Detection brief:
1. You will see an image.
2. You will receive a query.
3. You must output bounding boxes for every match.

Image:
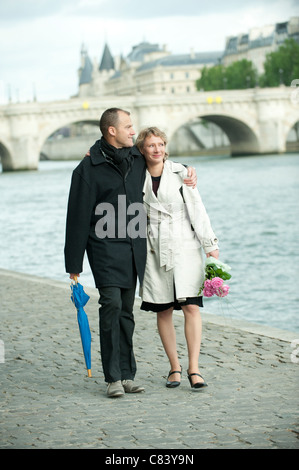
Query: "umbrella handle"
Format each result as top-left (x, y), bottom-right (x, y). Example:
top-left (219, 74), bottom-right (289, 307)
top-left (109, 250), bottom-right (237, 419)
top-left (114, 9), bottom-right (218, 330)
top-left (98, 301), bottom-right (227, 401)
top-left (87, 369), bottom-right (92, 378)
top-left (73, 275), bottom-right (78, 285)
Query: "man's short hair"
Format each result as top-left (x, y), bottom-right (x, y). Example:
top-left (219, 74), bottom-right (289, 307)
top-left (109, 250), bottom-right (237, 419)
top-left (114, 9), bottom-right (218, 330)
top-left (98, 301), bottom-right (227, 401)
top-left (99, 108), bottom-right (130, 138)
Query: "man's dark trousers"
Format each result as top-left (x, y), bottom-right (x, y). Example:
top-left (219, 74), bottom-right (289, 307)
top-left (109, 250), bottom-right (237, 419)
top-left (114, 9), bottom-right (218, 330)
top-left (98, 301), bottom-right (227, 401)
top-left (98, 284), bottom-right (137, 383)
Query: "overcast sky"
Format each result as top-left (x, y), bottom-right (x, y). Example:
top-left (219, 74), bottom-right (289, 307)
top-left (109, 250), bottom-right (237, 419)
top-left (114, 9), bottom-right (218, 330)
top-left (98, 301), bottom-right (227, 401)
top-left (0, 0), bottom-right (297, 103)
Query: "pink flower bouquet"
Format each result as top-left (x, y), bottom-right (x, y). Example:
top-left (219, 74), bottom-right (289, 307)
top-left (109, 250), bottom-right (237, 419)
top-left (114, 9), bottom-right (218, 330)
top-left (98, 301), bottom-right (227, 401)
top-left (199, 257), bottom-right (231, 298)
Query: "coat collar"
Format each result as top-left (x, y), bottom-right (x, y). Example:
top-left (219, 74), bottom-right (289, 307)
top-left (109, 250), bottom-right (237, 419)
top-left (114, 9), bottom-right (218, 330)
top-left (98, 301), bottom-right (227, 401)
top-left (143, 171), bottom-right (171, 215)
top-left (89, 140), bottom-right (142, 166)
top-left (163, 159), bottom-right (186, 174)
top-left (143, 160), bottom-right (186, 215)
top-left (89, 140), bottom-right (105, 165)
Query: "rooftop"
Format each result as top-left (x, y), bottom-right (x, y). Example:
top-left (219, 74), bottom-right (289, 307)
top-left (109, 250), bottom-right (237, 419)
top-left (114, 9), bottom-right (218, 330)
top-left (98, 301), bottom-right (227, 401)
top-left (224, 16), bottom-right (299, 56)
top-left (79, 51), bottom-right (93, 85)
top-left (137, 51), bottom-right (222, 72)
top-left (99, 43), bottom-right (115, 72)
top-left (126, 42), bottom-right (165, 62)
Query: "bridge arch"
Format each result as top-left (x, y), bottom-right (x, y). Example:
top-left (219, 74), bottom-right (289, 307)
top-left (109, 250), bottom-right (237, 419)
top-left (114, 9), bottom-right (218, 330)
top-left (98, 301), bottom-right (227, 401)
top-left (38, 117), bottom-right (100, 149)
top-left (0, 140), bottom-right (13, 171)
top-left (40, 119), bottom-right (100, 161)
top-left (284, 114), bottom-right (299, 150)
top-left (169, 113), bottom-right (260, 156)
top-left (201, 114), bottom-right (259, 155)
top-left (0, 88), bottom-right (294, 170)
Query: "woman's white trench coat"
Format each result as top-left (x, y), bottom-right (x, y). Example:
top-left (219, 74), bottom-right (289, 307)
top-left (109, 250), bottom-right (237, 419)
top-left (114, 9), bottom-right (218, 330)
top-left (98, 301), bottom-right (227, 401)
top-left (140, 160), bottom-right (219, 304)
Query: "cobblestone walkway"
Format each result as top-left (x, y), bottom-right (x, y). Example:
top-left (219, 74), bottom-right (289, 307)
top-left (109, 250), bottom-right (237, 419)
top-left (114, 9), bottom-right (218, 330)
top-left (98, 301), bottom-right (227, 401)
top-left (0, 269), bottom-right (298, 449)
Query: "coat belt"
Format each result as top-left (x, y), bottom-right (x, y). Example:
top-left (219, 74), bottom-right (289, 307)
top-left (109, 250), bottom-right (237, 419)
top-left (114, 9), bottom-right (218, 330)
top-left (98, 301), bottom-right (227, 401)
top-left (148, 208), bottom-right (185, 271)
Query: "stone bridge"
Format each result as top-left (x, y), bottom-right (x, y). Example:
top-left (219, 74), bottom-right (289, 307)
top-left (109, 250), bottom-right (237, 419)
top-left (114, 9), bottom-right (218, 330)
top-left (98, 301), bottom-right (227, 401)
top-left (0, 87), bottom-right (298, 171)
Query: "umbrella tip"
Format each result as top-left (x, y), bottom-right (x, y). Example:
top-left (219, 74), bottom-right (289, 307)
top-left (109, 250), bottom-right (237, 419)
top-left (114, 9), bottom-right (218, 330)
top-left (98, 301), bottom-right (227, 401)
top-left (87, 369), bottom-right (92, 378)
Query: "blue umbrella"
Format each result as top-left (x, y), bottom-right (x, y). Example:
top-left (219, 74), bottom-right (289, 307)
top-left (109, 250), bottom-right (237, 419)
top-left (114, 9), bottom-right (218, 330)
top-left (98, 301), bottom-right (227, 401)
top-left (70, 277), bottom-right (92, 377)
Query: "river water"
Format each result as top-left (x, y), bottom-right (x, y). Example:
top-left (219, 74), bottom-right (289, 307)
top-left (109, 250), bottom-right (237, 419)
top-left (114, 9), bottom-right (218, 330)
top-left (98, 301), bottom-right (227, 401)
top-left (0, 153), bottom-right (298, 333)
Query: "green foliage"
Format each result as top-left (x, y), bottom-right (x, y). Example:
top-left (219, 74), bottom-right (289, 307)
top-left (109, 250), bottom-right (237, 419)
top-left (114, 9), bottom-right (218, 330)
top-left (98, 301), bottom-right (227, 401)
top-left (225, 60), bottom-right (257, 89)
top-left (196, 64), bottom-right (225, 91)
top-left (259, 38), bottom-right (299, 87)
top-left (196, 59), bottom-right (257, 91)
top-left (205, 264), bottom-right (232, 281)
top-left (196, 38), bottom-right (299, 91)
top-left (198, 257), bottom-right (232, 295)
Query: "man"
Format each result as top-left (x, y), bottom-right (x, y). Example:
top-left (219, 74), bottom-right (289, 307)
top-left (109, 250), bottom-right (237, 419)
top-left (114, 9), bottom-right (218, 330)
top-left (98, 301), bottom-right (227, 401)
top-left (64, 108), bottom-right (196, 398)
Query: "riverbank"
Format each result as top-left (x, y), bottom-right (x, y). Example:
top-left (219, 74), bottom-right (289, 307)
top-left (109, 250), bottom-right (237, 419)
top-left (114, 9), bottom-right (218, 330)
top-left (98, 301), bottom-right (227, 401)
top-left (0, 268), bottom-right (298, 450)
top-left (1, 155), bottom-right (299, 333)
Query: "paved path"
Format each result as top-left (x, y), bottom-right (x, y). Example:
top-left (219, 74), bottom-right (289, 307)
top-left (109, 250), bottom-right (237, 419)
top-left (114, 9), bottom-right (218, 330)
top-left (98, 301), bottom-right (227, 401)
top-left (0, 269), bottom-right (298, 450)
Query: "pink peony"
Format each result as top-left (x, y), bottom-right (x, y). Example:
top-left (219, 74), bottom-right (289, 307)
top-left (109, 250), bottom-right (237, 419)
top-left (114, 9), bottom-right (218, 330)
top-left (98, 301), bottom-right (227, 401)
top-left (203, 287), bottom-right (214, 297)
top-left (202, 278), bottom-right (230, 298)
top-left (203, 279), bottom-right (214, 297)
top-left (211, 277), bottom-right (224, 288)
top-left (201, 275), bottom-right (230, 298)
top-left (215, 284), bottom-right (230, 297)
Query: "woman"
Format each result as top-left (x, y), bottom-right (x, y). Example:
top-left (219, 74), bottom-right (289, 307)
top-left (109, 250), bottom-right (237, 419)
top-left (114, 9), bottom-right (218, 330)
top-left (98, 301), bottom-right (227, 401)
top-left (136, 127), bottom-right (219, 390)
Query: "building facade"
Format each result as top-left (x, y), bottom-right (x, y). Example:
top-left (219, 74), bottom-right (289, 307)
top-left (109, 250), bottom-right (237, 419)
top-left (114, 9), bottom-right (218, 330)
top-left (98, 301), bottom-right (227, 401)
top-left (77, 42), bottom-right (222, 98)
top-left (77, 16), bottom-right (299, 99)
top-left (222, 16), bottom-right (299, 73)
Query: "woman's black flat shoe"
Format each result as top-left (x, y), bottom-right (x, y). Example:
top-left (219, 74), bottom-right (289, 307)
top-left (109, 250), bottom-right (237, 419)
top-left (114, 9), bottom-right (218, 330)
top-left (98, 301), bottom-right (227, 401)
top-left (187, 372), bottom-right (207, 390)
top-left (166, 367), bottom-right (182, 388)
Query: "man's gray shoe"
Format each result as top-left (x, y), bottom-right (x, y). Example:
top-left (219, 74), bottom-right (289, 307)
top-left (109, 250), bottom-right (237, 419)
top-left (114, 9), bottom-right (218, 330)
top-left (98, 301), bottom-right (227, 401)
top-left (107, 381), bottom-right (125, 398)
top-left (122, 380), bottom-right (145, 393)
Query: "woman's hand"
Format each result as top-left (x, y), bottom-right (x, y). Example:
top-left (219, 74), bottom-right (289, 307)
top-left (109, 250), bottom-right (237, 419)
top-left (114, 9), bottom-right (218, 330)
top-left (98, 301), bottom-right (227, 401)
top-left (184, 167), bottom-right (197, 188)
top-left (206, 250), bottom-right (219, 259)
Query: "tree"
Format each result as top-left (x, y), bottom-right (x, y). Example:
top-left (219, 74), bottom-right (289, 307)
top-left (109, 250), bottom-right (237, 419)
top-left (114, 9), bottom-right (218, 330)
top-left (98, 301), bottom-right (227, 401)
top-left (196, 64), bottom-right (225, 91)
top-left (196, 59), bottom-right (257, 91)
top-left (196, 39), bottom-right (299, 91)
top-left (259, 38), bottom-right (299, 87)
top-left (224, 59), bottom-right (257, 89)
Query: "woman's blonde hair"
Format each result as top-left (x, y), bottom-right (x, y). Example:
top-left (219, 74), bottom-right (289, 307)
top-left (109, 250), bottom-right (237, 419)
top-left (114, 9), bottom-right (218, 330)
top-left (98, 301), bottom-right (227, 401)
top-left (135, 127), bottom-right (169, 160)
